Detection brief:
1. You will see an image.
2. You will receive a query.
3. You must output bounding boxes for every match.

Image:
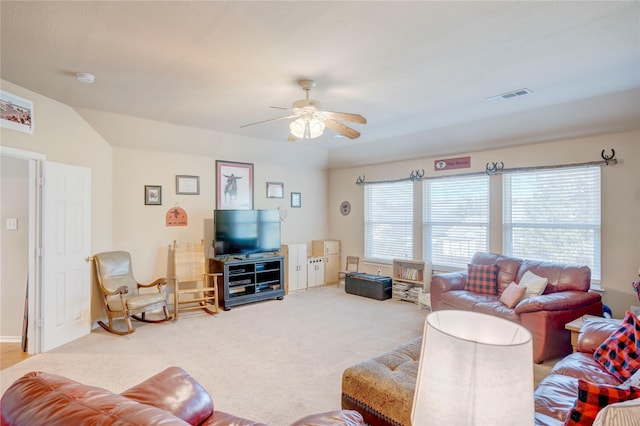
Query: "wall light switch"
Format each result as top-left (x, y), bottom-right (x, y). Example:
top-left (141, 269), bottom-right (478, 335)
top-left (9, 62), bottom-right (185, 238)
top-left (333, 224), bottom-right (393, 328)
top-left (6, 218), bottom-right (18, 230)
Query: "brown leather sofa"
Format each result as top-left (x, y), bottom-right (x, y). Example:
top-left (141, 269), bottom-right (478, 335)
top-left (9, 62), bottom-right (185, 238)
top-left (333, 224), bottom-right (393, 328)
top-left (1, 366), bottom-right (363, 426)
top-left (430, 252), bottom-right (603, 363)
top-left (534, 316), bottom-right (627, 425)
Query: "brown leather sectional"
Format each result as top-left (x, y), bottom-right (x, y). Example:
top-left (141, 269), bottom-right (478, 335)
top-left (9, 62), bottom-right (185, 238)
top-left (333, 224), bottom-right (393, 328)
top-left (1, 366), bottom-right (363, 426)
top-left (430, 252), bottom-right (603, 363)
top-left (534, 316), bottom-right (623, 425)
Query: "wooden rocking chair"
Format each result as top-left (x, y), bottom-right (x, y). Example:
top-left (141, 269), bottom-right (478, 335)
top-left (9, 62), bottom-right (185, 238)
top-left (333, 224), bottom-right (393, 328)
top-left (93, 251), bottom-right (170, 335)
top-left (172, 240), bottom-right (219, 319)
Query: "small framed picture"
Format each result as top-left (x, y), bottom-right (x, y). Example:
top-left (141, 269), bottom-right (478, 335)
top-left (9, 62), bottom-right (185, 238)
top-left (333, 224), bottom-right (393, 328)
top-left (145, 185), bottom-right (162, 205)
top-left (1, 90), bottom-right (33, 134)
top-left (266, 182), bottom-right (284, 199)
top-left (176, 175), bottom-right (199, 195)
top-left (291, 192), bottom-right (301, 208)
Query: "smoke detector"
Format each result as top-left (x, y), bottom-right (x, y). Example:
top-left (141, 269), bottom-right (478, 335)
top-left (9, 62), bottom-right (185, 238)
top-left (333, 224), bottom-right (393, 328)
top-left (75, 72), bottom-right (95, 84)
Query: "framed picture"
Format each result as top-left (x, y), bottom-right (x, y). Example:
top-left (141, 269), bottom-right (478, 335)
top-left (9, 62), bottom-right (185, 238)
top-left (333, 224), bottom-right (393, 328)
top-left (216, 160), bottom-right (254, 210)
top-left (145, 185), bottom-right (162, 205)
top-left (266, 182), bottom-right (284, 199)
top-left (176, 175), bottom-right (199, 195)
top-left (0, 90), bottom-right (33, 134)
top-left (291, 192), bottom-right (301, 208)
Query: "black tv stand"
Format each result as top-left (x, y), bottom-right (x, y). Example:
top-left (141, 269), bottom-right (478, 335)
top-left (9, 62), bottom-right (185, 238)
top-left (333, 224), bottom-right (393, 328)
top-left (209, 256), bottom-right (284, 310)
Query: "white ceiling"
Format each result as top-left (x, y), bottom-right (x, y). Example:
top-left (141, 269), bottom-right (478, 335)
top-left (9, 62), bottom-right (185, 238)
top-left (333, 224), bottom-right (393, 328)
top-left (1, 1), bottom-right (639, 168)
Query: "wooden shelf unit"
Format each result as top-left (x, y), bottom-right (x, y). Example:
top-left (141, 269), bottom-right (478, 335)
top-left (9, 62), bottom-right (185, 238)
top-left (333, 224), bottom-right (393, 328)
top-left (209, 256), bottom-right (284, 310)
top-left (392, 259), bottom-right (427, 304)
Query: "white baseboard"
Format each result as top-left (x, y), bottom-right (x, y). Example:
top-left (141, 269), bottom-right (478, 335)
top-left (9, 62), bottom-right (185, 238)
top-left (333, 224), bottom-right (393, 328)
top-left (0, 336), bottom-right (22, 343)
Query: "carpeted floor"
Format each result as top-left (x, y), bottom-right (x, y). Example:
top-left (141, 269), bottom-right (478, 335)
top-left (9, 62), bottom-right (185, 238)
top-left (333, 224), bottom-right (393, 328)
top-left (0, 286), bottom-right (428, 424)
top-left (0, 286), bottom-right (556, 424)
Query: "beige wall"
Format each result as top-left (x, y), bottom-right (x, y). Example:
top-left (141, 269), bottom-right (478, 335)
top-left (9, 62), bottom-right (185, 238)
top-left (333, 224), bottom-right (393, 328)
top-left (1, 77), bottom-right (638, 334)
top-left (1, 79), bottom-right (114, 337)
top-left (1, 79), bottom-right (329, 333)
top-left (328, 131), bottom-right (640, 318)
top-left (111, 147), bottom-right (328, 285)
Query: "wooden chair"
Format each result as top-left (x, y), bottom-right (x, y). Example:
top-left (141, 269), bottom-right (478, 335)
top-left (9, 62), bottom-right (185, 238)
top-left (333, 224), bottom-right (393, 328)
top-left (338, 256), bottom-right (360, 287)
top-left (93, 251), bottom-right (170, 335)
top-left (172, 240), bottom-right (219, 319)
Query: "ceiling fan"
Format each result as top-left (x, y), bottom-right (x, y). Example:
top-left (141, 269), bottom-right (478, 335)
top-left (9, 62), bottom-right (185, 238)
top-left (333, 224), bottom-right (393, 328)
top-left (240, 79), bottom-right (367, 141)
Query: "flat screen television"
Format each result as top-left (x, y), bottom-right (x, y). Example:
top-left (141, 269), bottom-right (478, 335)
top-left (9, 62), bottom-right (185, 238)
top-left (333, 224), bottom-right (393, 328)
top-left (214, 209), bottom-right (281, 257)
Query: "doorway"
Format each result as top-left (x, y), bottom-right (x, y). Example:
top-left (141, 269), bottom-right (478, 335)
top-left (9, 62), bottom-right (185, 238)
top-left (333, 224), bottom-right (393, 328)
top-left (0, 146), bottom-right (43, 355)
top-left (1, 146), bottom-right (92, 356)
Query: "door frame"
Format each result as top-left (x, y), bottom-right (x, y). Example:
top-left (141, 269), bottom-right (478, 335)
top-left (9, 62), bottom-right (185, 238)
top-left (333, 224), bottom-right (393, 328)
top-left (1, 146), bottom-right (45, 354)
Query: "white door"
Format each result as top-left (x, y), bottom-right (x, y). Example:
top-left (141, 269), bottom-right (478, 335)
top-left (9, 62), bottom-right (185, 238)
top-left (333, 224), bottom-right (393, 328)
top-left (42, 161), bottom-right (91, 352)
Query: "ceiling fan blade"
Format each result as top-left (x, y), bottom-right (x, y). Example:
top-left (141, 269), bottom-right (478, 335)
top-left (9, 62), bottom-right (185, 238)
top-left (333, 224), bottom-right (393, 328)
top-left (324, 119), bottom-right (361, 139)
top-left (240, 114), bottom-right (297, 128)
top-left (287, 133), bottom-right (299, 142)
top-left (270, 106), bottom-right (289, 110)
top-left (323, 111), bottom-right (367, 124)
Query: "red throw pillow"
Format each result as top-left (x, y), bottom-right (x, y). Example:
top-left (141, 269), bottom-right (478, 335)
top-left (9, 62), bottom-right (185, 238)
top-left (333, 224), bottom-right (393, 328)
top-left (593, 310), bottom-right (640, 382)
top-left (465, 264), bottom-right (498, 295)
top-left (564, 379), bottom-right (640, 426)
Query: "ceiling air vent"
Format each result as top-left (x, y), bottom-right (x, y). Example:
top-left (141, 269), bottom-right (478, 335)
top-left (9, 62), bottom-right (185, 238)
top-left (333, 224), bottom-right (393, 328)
top-left (487, 88), bottom-right (533, 102)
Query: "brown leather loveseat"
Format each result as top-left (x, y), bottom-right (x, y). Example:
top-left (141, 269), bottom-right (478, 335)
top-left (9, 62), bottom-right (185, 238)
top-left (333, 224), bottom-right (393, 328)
top-left (1, 366), bottom-right (363, 426)
top-left (430, 252), bottom-right (603, 363)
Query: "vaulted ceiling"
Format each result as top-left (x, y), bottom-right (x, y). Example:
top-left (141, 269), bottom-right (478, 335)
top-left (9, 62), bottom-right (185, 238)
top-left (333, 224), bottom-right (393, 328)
top-left (1, 1), bottom-right (639, 168)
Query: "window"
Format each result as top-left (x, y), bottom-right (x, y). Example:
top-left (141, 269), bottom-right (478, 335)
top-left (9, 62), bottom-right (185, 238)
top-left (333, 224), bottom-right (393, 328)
top-left (503, 166), bottom-right (601, 280)
top-left (423, 175), bottom-right (489, 269)
top-left (364, 181), bottom-right (413, 262)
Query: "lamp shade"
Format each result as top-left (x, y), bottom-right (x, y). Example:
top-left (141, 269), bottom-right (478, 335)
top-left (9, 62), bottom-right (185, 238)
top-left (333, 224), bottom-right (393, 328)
top-left (411, 310), bottom-right (534, 425)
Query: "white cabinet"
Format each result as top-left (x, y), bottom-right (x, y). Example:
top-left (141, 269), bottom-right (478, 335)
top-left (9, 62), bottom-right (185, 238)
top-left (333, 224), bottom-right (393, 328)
top-left (312, 240), bottom-right (340, 285)
top-left (279, 244), bottom-right (307, 292)
top-left (307, 257), bottom-right (325, 288)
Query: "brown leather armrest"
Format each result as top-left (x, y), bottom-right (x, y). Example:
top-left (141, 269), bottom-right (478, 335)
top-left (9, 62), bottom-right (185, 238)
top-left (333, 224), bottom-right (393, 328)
top-left (289, 410), bottom-right (364, 426)
top-left (431, 271), bottom-right (466, 292)
top-left (577, 317), bottom-right (622, 354)
top-left (515, 291), bottom-right (601, 314)
top-left (120, 366), bottom-right (214, 425)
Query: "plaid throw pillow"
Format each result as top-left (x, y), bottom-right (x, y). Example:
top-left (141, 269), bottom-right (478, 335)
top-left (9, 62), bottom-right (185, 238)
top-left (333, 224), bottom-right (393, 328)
top-left (564, 379), bottom-right (640, 426)
top-left (593, 310), bottom-right (640, 382)
top-left (465, 264), bottom-right (498, 295)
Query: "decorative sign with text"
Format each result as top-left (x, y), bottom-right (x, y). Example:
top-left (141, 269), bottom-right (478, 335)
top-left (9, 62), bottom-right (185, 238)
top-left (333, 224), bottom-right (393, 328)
top-left (166, 207), bottom-right (188, 227)
top-left (434, 156), bottom-right (471, 171)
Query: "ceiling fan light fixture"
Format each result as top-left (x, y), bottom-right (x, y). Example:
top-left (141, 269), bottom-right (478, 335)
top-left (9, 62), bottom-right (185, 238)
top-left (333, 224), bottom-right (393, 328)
top-left (289, 116), bottom-right (325, 139)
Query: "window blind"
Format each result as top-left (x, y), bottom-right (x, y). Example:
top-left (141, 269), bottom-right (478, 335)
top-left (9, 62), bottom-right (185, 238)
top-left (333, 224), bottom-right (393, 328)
top-left (364, 181), bottom-right (413, 262)
top-left (503, 166), bottom-right (601, 280)
top-left (423, 175), bottom-right (489, 269)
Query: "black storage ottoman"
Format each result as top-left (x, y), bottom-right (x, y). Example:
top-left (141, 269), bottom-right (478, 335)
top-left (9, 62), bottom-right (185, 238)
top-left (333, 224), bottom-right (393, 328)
top-left (345, 273), bottom-right (392, 300)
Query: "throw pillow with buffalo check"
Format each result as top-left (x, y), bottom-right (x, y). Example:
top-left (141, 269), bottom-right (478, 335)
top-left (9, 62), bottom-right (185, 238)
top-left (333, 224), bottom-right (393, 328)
top-left (593, 310), bottom-right (640, 382)
top-left (563, 379), bottom-right (640, 426)
top-left (465, 263), bottom-right (498, 295)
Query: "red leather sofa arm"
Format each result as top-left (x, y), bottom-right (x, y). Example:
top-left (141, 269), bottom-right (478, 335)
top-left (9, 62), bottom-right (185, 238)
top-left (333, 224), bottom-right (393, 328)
top-left (514, 291), bottom-right (602, 314)
top-left (120, 366), bottom-right (215, 425)
top-left (577, 316), bottom-right (622, 354)
top-left (431, 271), bottom-right (466, 292)
top-left (430, 271), bottom-right (466, 310)
top-left (289, 410), bottom-right (364, 426)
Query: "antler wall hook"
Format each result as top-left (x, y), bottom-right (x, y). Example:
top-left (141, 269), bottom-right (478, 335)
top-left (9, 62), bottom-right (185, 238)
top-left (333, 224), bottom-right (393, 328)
top-left (355, 175), bottom-right (366, 185)
top-left (409, 169), bottom-right (425, 181)
top-left (601, 149), bottom-right (616, 165)
top-left (485, 162), bottom-right (504, 175)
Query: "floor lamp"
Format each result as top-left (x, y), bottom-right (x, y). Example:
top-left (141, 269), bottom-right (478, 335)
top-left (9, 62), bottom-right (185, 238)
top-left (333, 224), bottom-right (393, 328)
top-left (411, 310), bottom-right (534, 425)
